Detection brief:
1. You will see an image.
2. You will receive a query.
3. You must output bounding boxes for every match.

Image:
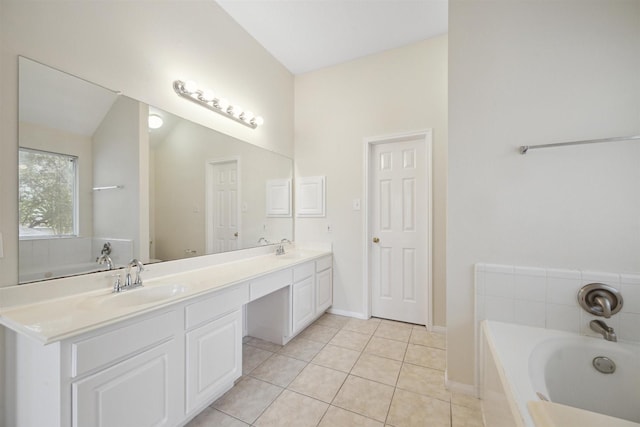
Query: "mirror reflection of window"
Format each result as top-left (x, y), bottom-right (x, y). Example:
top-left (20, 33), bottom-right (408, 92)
top-left (19, 147), bottom-right (78, 238)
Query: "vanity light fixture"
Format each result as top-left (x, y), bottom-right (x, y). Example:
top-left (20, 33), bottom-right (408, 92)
top-left (148, 114), bottom-right (164, 129)
top-left (173, 80), bottom-right (264, 129)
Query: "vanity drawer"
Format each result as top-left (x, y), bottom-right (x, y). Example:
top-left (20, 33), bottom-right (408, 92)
top-left (185, 283), bottom-right (249, 330)
top-left (316, 256), bottom-right (332, 272)
top-left (71, 310), bottom-right (179, 377)
top-left (293, 262), bottom-right (314, 283)
top-left (250, 269), bottom-right (293, 301)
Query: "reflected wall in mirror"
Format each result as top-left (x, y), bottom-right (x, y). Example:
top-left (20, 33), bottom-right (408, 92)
top-left (148, 107), bottom-right (292, 261)
top-left (18, 57), bottom-right (293, 284)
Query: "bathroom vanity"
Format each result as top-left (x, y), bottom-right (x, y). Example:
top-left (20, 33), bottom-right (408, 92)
top-left (0, 247), bottom-right (332, 427)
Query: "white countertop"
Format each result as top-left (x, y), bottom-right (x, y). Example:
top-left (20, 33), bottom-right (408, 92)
top-left (0, 248), bottom-right (331, 344)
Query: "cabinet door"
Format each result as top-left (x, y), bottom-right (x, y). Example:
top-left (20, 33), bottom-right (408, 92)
top-left (72, 340), bottom-right (180, 427)
top-left (186, 309), bottom-right (242, 414)
top-left (292, 276), bottom-right (315, 334)
top-left (316, 268), bottom-right (333, 314)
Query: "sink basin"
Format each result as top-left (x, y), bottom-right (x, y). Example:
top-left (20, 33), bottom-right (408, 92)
top-left (79, 283), bottom-right (190, 310)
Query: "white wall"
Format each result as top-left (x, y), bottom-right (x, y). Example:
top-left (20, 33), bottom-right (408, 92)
top-left (295, 36), bottom-right (448, 325)
top-left (0, 3), bottom-right (294, 424)
top-left (448, 0), bottom-right (640, 388)
top-left (92, 96), bottom-right (147, 261)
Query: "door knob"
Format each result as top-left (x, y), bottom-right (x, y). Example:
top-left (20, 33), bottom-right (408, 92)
top-left (373, 237), bottom-right (379, 243)
top-left (234, 232), bottom-right (239, 237)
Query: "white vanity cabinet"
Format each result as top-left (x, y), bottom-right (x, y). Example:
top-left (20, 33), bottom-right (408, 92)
top-left (315, 256), bottom-right (333, 314)
top-left (184, 285), bottom-right (247, 417)
top-left (291, 263), bottom-right (316, 334)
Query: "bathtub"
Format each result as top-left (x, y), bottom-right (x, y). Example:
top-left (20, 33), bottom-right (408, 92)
top-left (480, 320), bottom-right (640, 427)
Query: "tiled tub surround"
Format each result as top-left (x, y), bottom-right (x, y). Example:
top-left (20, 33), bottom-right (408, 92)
top-left (18, 237), bottom-right (133, 282)
top-left (188, 314), bottom-right (484, 427)
top-left (475, 263), bottom-right (640, 341)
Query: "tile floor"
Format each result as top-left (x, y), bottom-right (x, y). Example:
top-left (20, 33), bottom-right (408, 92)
top-left (187, 314), bottom-right (485, 427)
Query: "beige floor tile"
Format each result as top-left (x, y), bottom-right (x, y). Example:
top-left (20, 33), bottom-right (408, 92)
top-left (318, 405), bottom-right (384, 427)
top-left (278, 337), bottom-right (325, 361)
top-left (404, 344), bottom-right (446, 371)
top-left (396, 363), bottom-right (451, 402)
top-left (213, 377), bottom-right (283, 424)
top-left (374, 322), bottom-right (412, 342)
top-left (298, 324), bottom-right (340, 344)
top-left (452, 393), bottom-right (482, 411)
top-left (254, 390), bottom-right (329, 427)
top-left (364, 336), bottom-right (408, 361)
top-left (351, 353), bottom-right (402, 386)
top-left (329, 329), bottom-right (372, 351)
top-left (343, 318), bottom-right (381, 335)
top-left (452, 403), bottom-right (485, 427)
top-left (387, 388), bottom-right (451, 427)
top-left (312, 344), bottom-right (361, 372)
top-left (288, 363), bottom-right (348, 403)
top-left (242, 344), bottom-right (273, 375)
top-left (315, 313), bottom-right (351, 329)
top-left (244, 336), bottom-right (284, 353)
top-left (333, 375), bottom-right (394, 422)
top-left (186, 407), bottom-right (248, 426)
top-left (410, 327), bottom-right (446, 349)
top-left (249, 354), bottom-right (307, 387)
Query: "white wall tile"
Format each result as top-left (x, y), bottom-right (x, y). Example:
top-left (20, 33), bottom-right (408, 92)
top-left (475, 270), bottom-right (485, 296)
top-left (514, 274), bottom-right (546, 302)
top-left (484, 295), bottom-right (514, 323)
top-left (484, 272), bottom-right (515, 298)
top-left (581, 271), bottom-right (620, 286)
top-left (514, 266), bottom-right (546, 277)
top-left (513, 300), bottom-right (546, 328)
top-left (621, 274), bottom-right (640, 285)
top-left (546, 304), bottom-right (580, 333)
top-left (485, 264), bottom-right (514, 274)
top-left (620, 283), bottom-right (640, 314)
top-left (546, 268), bottom-right (580, 280)
top-left (619, 313), bottom-right (640, 342)
top-left (546, 275), bottom-right (581, 306)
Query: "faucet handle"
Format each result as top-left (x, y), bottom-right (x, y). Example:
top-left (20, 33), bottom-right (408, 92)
top-left (112, 273), bottom-right (122, 292)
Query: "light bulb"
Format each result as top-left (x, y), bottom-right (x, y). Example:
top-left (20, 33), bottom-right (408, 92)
top-left (232, 106), bottom-right (243, 118)
top-left (217, 98), bottom-right (229, 111)
top-left (241, 111), bottom-right (254, 122)
top-left (200, 89), bottom-right (215, 102)
top-left (148, 114), bottom-right (164, 129)
top-left (253, 116), bottom-right (264, 126)
top-left (183, 80), bottom-right (197, 94)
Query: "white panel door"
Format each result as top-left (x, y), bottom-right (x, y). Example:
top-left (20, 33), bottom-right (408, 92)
top-left (72, 340), bottom-right (180, 427)
top-left (208, 161), bottom-right (239, 253)
top-left (371, 138), bottom-right (428, 324)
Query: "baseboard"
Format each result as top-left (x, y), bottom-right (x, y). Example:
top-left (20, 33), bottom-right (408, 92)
top-left (430, 325), bottom-right (446, 334)
top-left (326, 307), bottom-right (368, 319)
top-left (445, 371), bottom-right (479, 398)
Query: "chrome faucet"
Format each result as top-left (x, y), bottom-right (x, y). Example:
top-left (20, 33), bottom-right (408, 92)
top-left (123, 259), bottom-right (144, 290)
top-left (96, 242), bottom-right (115, 270)
top-left (276, 238), bottom-right (291, 256)
top-left (258, 237), bottom-right (271, 245)
top-left (590, 319), bottom-right (617, 342)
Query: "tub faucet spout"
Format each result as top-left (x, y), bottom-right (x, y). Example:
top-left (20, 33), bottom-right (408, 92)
top-left (590, 319), bottom-right (617, 342)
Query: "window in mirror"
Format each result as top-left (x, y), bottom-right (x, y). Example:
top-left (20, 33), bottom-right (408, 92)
top-left (19, 147), bottom-right (78, 238)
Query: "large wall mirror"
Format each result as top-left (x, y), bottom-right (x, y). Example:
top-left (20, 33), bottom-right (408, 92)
top-left (18, 57), bottom-right (293, 284)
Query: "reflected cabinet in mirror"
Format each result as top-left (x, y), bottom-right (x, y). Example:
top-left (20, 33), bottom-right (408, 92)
top-left (18, 57), bottom-right (293, 284)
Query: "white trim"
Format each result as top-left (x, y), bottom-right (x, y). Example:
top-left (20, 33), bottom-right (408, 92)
top-left (325, 308), bottom-right (368, 320)
top-left (205, 156), bottom-right (242, 254)
top-left (445, 371), bottom-right (480, 398)
top-left (362, 129), bottom-right (433, 328)
top-left (430, 325), bottom-right (447, 334)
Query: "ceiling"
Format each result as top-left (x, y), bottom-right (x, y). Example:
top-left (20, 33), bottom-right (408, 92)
top-left (215, 0), bottom-right (448, 75)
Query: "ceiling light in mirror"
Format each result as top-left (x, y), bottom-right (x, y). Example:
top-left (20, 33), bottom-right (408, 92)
top-left (148, 114), bottom-right (164, 129)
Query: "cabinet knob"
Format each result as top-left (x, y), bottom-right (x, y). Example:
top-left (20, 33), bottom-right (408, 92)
top-left (372, 237), bottom-right (380, 243)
